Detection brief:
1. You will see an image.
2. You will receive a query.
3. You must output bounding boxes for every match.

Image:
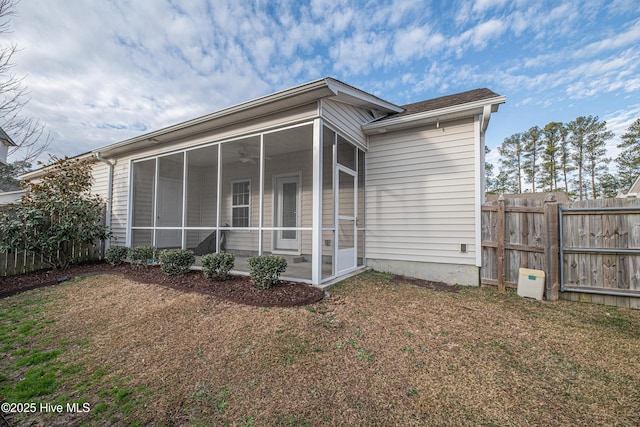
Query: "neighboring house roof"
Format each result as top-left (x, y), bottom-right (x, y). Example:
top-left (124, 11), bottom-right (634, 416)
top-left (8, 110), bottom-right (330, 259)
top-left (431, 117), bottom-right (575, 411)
top-left (485, 192), bottom-right (571, 203)
top-left (0, 127), bottom-right (17, 147)
top-left (0, 189), bottom-right (27, 205)
top-left (0, 126), bottom-right (17, 166)
top-left (617, 175), bottom-right (640, 198)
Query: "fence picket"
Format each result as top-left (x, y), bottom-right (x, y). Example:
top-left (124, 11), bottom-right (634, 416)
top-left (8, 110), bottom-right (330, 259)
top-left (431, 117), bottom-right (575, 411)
top-left (0, 242), bottom-right (104, 277)
top-left (482, 197), bottom-right (640, 309)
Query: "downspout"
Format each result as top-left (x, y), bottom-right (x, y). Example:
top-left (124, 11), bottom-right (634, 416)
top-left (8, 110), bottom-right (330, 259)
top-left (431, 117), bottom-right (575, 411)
top-left (95, 152), bottom-right (114, 251)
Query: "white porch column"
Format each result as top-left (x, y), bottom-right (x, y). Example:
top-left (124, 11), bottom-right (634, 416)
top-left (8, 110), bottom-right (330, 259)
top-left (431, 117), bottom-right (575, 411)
top-left (311, 118), bottom-right (323, 285)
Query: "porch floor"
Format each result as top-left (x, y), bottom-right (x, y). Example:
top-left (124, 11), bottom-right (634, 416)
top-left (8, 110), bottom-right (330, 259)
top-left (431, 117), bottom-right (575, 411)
top-left (193, 255), bottom-right (333, 282)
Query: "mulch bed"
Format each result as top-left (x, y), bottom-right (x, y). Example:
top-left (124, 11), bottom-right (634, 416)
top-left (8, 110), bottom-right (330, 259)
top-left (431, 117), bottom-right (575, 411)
top-left (0, 262), bottom-right (325, 307)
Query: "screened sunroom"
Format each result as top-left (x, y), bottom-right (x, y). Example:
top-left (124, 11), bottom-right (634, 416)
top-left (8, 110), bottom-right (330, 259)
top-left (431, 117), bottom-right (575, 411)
top-left (128, 122), bottom-right (365, 284)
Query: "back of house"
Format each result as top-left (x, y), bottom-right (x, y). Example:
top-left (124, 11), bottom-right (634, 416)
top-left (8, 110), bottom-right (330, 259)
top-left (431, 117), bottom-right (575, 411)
top-left (22, 78), bottom-right (505, 286)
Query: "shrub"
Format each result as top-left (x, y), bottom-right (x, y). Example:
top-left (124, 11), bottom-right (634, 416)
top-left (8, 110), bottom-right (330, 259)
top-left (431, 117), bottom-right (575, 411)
top-left (128, 246), bottom-right (156, 267)
top-left (158, 249), bottom-right (195, 276)
top-left (0, 156), bottom-right (111, 270)
top-left (247, 255), bottom-right (287, 290)
top-left (202, 253), bottom-right (235, 281)
top-left (105, 246), bottom-right (128, 266)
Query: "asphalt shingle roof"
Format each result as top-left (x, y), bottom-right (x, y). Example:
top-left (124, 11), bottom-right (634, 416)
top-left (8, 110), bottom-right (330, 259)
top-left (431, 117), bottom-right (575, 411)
top-left (387, 88), bottom-right (501, 119)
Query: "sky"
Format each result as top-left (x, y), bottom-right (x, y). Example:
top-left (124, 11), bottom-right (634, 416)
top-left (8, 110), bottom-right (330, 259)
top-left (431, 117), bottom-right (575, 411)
top-left (4, 0), bottom-right (640, 169)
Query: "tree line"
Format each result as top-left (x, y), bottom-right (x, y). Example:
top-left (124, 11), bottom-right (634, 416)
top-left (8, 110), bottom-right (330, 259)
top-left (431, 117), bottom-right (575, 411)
top-left (486, 116), bottom-right (640, 200)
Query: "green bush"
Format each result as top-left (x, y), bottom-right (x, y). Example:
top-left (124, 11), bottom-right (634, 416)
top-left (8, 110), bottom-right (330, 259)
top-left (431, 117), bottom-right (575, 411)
top-left (0, 156), bottom-right (111, 270)
top-left (247, 255), bottom-right (287, 290)
top-left (202, 253), bottom-right (235, 281)
top-left (105, 246), bottom-right (128, 266)
top-left (128, 246), bottom-right (156, 267)
top-left (158, 249), bottom-right (195, 276)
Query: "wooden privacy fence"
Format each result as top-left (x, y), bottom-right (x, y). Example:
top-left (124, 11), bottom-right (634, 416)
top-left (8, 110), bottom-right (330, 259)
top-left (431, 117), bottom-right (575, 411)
top-left (0, 242), bottom-right (104, 277)
top-left (482, 196), bottom-right (640, 308)
top-left (481, 196), bottom-right (558, 296)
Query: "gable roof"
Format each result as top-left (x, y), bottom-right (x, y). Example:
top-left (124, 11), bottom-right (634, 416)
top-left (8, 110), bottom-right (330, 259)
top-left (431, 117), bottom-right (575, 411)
top-left (88, 77), bottom-right (403, 158)
top-left (0, 126), bottom-right (17, 147)
top-left (21, 79), bottom-right (505, 180)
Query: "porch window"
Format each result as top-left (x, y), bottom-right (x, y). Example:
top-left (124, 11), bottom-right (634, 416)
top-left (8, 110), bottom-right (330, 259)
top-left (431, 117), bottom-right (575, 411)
top-left (231, 180), bottom-right (250, 227)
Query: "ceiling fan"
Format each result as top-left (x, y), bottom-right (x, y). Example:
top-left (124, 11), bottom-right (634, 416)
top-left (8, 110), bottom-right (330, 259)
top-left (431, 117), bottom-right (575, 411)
top-left (238, 145), bottom-right (270, 164)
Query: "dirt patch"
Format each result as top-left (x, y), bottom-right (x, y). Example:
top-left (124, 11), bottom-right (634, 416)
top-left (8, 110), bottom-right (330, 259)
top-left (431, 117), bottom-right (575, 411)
top-left (0, 262), bottom-right (324, 307)
top-left (390, 274), bottom-right (460, 293)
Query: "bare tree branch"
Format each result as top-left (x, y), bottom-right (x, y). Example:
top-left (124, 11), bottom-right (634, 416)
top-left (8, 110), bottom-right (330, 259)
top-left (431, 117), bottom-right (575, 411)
top-left (0, 0), bottom-right (51, 164)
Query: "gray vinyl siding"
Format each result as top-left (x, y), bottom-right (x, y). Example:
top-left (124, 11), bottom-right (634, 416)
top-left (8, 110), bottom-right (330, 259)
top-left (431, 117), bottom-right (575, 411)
top-left (321, 99), bottom-right (374, 148)
top-left (90, 162), bottom-right (109, 199)
top-left (366, 117), bottom-right (478, 265)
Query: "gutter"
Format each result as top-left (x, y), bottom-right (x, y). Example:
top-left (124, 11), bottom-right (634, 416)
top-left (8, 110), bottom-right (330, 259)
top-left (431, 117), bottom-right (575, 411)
top-left (95, 152), bottom-right (114, 250)
top-left (362, 95), bottom-right (506, 134)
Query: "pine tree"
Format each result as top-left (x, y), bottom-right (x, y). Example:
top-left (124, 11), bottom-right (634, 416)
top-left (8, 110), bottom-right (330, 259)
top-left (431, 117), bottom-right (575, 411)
top-left (521, 126), bottom-right (543, 192)
top-left (598, 173), bottom-right (620, 198)
top-left (557, 124), bottom-right (573, 193)
top-left (567, 116), bottom-right (610, 200)
top-left (498, 133), bottom-right (524, 193)
top-left (616, 118), bottom-right (640, 191)
top-left (584, 120), bottom-right (613, 199)
top-left (540, 122), bottom-right (563, 192)
top-left (492, 171), bottom-right (517, 194)
top-left (484, 146), bottom-right (496, 194)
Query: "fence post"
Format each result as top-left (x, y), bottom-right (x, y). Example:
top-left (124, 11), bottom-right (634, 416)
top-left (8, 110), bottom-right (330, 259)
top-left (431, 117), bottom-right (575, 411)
top-left (544, 195), bottom-right (560, 301)
top-left (497, 195), bottom-right (505, 292)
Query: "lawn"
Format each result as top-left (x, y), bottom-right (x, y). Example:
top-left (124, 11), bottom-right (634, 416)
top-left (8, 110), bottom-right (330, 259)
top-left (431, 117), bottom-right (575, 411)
top-left (1, 271), bottom-right (639, 426)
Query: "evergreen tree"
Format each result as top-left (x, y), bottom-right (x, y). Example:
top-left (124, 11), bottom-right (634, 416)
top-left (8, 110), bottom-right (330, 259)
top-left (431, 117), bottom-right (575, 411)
top-left (0, 160), bottom-right (30, 191)
top-left (540, 122), bottom-right (563, 192)
top-left (521, 126), bottom-right (542, 192)
top-left (598, 173), bottom-right (620, 198)
top-left (567, 116), bottom-right (607, 200)
top-left (616, 118), bottom-right (640, 191)
top-left (557, 124), bottom-right (573, 192)
top-left (491, 171), bottom-right (517, 194)
top-left (584, 120), bottom-right (613, 199)
top-left (498, 133), bottom-right (524, 193)
top-left (484, 145), bottom-right (495, 193)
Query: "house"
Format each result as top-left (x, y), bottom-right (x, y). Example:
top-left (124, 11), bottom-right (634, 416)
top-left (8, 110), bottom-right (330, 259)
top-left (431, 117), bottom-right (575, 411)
top-left (21, 78), bottom-right (505, 286)
top-left (616, 175), bottom-right (640, 199)
top-left (0, 189), bottom-right (28, 205)
top-left (0, 126), bottom-right (16, 166)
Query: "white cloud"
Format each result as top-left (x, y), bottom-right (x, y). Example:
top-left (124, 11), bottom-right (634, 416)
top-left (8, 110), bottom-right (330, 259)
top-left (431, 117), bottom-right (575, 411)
top-left (473, 0), bottom-right (509, 13)
top-left (574, 18), bottom-right (640, 58)
top-left (1, 0), bottom-right (639, 166)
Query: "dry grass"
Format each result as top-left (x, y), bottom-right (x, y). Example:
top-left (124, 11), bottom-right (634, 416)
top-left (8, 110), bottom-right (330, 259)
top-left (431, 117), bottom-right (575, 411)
top-left (2, 270), bottom-right (640, 426)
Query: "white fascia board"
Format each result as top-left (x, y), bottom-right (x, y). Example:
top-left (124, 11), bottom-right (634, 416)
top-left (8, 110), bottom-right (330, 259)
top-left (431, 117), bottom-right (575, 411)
top-left (325, 78), bottom-right (404, 114)
top-left (93, 79), bottom-right (337, 157)
top-left (19, 151), bottom-right (96, 181)
top-left (362, 95), bottom-right (506, 135)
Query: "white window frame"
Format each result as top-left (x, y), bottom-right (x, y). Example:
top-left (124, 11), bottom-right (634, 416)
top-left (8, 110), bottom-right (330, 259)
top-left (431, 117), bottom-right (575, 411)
top-left (231, 179), bottom-right (251, 228)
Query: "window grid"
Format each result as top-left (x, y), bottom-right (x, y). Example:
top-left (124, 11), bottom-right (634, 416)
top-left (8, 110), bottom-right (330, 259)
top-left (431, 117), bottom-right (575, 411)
top-left (232, 180), bottom-right (250, 227)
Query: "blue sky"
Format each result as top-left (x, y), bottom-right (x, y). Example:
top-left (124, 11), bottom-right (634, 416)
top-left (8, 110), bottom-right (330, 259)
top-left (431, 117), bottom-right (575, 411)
top-left (5, 0), bottom-right (640, 168)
